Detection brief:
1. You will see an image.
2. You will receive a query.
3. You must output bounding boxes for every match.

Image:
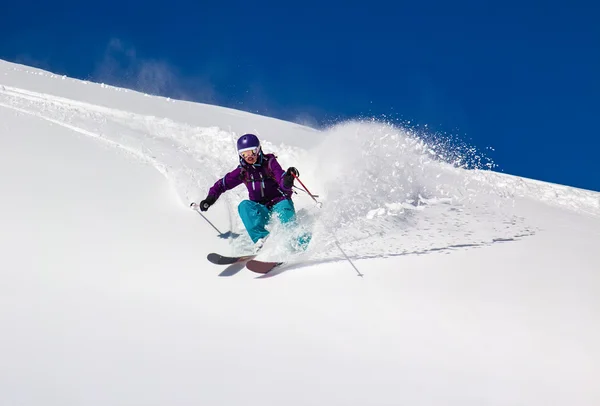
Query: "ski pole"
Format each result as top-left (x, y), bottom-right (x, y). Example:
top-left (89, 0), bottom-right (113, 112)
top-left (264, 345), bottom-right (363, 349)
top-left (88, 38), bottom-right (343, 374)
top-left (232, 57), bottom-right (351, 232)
top-left (190, 203), bottom-right (225, 235)
top-left (331, 237), bottom-right (364, 277)
top-left (292, 175), bottom-right (363, 277)
top-left (292, 173), bottom-right (322, 208)
top-left (293, 185), bottom-right (319, 198)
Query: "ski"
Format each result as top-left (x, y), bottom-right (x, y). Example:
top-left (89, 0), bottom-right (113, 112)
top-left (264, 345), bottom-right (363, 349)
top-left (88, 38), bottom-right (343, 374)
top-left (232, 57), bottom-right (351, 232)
top-left (207, 253), bottom-right (257, 265)
top-left (245, 259), bottom-right (284, 274)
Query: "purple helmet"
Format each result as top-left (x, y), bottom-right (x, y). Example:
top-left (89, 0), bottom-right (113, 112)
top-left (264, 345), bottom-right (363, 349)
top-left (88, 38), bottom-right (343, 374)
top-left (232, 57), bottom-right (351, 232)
top-left (237, 133), bottom-right (261, 154)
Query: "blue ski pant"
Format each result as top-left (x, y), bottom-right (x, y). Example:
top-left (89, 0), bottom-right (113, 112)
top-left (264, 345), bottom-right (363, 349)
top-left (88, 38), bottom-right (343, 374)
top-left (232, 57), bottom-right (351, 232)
top-left (238, 199), bottom-right (297, 243)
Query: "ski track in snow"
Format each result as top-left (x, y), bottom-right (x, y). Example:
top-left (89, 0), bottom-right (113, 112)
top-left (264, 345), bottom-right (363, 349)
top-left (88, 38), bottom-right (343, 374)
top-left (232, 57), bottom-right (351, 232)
top-left (1, 84), bottom-right (598, 264)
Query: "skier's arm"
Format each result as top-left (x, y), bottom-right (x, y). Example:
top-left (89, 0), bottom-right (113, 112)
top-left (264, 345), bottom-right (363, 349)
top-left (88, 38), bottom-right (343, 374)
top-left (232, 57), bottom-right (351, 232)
top-left (269, 157), bottom-right (299, 191)
top-left (268, 157), bottom-right (292, 191)
top-left (192, 167), bottom-right (244, 212)
top-left (208, 167), bottom-right (244, 201)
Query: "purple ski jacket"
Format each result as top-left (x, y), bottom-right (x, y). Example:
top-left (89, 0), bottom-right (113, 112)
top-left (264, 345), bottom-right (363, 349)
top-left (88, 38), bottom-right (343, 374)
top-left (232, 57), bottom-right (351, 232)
top-left (207, 153), bottom-right (293, 208)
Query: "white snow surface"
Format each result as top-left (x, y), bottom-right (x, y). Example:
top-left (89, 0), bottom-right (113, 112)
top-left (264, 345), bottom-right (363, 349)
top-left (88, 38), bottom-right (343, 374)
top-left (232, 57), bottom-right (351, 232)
top-left (1, 60), bottom-right (599, 406)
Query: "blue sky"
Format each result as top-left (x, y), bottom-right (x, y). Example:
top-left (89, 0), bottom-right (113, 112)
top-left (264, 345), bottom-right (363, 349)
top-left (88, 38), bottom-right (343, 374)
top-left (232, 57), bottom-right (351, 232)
top-left (1, 0), bottom-right (598, 191)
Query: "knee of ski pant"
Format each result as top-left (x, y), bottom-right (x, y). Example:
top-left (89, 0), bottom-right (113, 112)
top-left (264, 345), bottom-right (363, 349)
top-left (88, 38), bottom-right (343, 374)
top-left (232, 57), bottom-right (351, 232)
top-left (237, 200), bottom-right (254, 216)
top-left (238, 200), bottom-right (270, 229)
top-left (239, 200), bottom-right (266, 218)
top-left (271, 199), bottom-right (296, 224)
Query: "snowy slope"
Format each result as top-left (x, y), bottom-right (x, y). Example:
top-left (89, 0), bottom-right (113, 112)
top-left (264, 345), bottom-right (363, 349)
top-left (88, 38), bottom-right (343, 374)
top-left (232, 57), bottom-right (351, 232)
top-left (1, 60), bottom-right (599, 406)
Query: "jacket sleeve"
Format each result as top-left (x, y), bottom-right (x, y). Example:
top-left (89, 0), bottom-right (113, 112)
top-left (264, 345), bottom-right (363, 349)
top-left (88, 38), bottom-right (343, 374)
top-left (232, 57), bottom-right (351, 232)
top-left (207, 167), bottom-right (244, 200)
top-left (268, 156), bottom-right (291, 192)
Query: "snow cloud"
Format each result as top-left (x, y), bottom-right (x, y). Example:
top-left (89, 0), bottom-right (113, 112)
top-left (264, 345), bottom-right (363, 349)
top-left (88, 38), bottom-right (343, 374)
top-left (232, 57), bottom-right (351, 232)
top-left (14, 53), bottom-right (51, 71)
top-left (92, 39), bottom-right (321, 128)
top-left (93, 38), bottom-right (216, 103)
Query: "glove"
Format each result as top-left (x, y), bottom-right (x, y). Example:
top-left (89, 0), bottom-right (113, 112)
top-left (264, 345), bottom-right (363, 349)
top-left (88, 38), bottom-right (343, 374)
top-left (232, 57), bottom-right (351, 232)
top-left (198, 195), bottom-right (216, 211)
top-left (283, 167), bottom-right (299, 188)
top-left (286, 167), bottom-right (299, 177)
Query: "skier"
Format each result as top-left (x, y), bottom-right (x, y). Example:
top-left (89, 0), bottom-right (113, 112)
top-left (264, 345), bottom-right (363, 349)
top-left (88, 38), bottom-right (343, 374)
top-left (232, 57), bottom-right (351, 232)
top-left (191, 133), bottom-right (310, 251)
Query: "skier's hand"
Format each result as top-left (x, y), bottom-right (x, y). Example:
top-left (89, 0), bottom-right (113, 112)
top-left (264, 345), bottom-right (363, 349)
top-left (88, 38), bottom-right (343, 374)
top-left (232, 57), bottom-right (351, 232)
top-left (199, 195), bottom-right (216, 212)
top-left (283, 167), bottom-right (299, 188)
top-left (286, 167), bottom-right (300, 178)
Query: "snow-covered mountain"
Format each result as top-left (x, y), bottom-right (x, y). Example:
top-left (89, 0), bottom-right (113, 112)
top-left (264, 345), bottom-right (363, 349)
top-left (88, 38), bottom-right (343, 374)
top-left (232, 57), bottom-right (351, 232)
top-left (1, 60), bottom-right (598, 406)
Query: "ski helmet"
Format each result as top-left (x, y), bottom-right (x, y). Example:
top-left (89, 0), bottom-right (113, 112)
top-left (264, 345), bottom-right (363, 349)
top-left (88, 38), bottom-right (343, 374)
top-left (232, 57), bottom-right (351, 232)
top-left (237, 133), bottom-right (261, 154)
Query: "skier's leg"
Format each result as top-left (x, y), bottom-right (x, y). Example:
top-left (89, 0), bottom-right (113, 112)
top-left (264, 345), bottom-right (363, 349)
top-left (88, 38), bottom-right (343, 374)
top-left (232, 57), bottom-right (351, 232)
top-left (271, 198), bottom-right (296, 224)
top-left (238, 200), bottom-right (270, 243)
top-left (271, 199), bottom-right (312, 250)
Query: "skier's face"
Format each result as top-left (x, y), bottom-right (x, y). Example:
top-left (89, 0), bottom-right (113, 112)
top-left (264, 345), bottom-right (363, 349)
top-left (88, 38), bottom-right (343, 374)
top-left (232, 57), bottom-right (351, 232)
top-left (240, 148), bottom-right (259, 164)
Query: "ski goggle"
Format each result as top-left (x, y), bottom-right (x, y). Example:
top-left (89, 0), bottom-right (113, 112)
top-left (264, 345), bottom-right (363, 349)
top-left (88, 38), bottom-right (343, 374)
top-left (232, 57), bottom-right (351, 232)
top-left (239, 147), bottom-right (259, 159)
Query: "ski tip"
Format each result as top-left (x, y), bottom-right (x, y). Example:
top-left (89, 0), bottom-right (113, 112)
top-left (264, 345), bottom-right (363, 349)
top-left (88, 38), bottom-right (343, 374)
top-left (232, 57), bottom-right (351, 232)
top-left (207, 253), bottom-right (220, 262)
top-left (246, 260), bottom-right (283, 274)
top-left (207, 252), bottom-right (258, 265)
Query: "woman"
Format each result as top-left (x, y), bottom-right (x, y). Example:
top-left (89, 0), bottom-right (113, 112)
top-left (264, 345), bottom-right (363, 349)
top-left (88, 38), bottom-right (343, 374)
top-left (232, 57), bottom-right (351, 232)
top-left (192, 133), bottom-right (309, 250)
